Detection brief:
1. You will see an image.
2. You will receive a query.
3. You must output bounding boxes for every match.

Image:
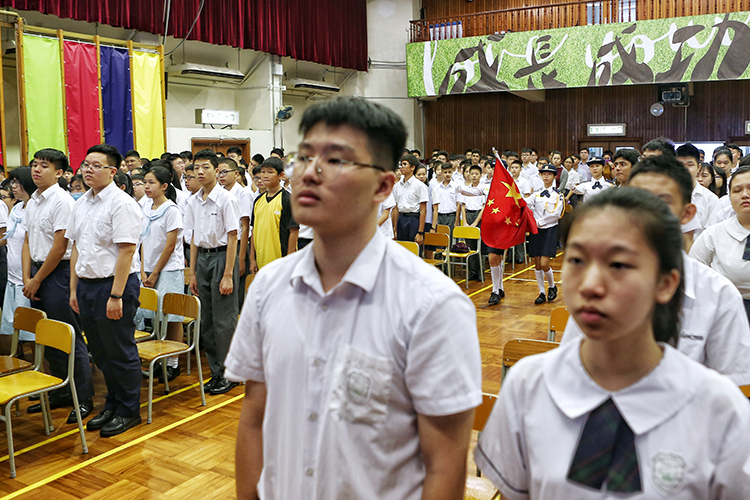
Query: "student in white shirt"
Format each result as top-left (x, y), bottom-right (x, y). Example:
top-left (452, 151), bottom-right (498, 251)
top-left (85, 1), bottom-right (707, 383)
top-left (611, 148), bottom-right (639, 187)
top-left (676, 143), bottom-right (720, 243)
top-left (458, 164), bottom-right (487, 281)
top-left (140, 166), bottom-right (185, 382)
top-left (217, 157), bottom-right (251, 305)
top-left (572, 156), bottom-right (614, 202)
top-left (527, 165), bottom-right (564, 304)
top-left (227, 97), bottom-right (481, 500)
top-left (435, 162), bottom-right (460, 232)
top-left (477, 187), bottom-right (750, 499)
top-left (67, 144), bottom-right (143, 437)
top-left (393, 154), bottom-right (428, 245)
top-left (563, 155), bottom-right (750, 384)
top-left (377, 192), bottom-right (396, 239)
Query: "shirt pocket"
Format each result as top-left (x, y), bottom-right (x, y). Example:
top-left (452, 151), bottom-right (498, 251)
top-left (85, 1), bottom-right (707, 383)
top-left (329, 344), bottom-right (393, 426)
top-left (94, 218), bottom-right (113, 241)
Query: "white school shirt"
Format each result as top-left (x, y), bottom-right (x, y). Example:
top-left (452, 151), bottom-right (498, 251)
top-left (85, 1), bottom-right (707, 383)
top-left (457, 183), bottom-right (487, 211)
top-left (577, 162), bottom-right (592, 182)
top-left (224, 231), bottom-right (482, 500)
top-left (298, 224), bottom-right (314, 240)
top-left (5, 204), bottom-right (26, 285)
top-left (691, 183), bottom-right (720, 237)
top-left (394, 175), bottom-right (429, 213)
top-left (377, 193), bottom-right (396, 239)
top-left (561, 253), bottom-right (750, 385)
top-left (26, 183), bottom-right (74, 262)
top-left (513, 176), bottom-right (533, 197)
top-left (227, 182), bottom-right (252, 221)
top-left (690, 215), bottom-right (750, 299)
top-left (140, 199), bottom-right (185, 273)
top-left (520, 164), bottom-right (538, 181)
top-left (179, 191), bottom-right (195, 245)
top-left (527, 187), bottom-right (564, 229)
top-left (573, 177), bottom-right (614, 202)
top-left (475, 338), bottom-right (750, 500)
top-left (65, 181), bottom-right (142, 279)
top-left (436, 180), bottom-right (459, 213)
top-left (183, 184), bottom-right (240, 249)
top-left (564, 168), bottom-right (580, 191)
top-left (707, 196), bottom-right (733, 227)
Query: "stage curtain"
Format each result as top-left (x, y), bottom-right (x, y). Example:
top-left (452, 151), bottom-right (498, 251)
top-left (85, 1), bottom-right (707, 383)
top-left (132, 50), bottom-right (165, 159)
top-left (23, 34), bottom-right (66, 156)
top-left (100, 45), bottom-right (133, 156)
top-left (0, 0), bottom-right (368, 71)
top-left (63, 40), bottom-right (100, 169)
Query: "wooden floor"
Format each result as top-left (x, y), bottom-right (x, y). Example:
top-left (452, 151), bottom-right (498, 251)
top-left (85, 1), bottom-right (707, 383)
top-left (0, 254), bottom-right (564, 499)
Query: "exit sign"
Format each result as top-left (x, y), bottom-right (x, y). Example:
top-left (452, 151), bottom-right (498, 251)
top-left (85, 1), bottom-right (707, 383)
top-left (588, 123), bottom-right (627, 136)
top-left (195, 109), bottom-right (240, 126)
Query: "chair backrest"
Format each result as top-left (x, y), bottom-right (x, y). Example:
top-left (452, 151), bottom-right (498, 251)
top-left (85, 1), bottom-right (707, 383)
top-left (436, 224), bottom-right (450, 236)
top-left (162, 293), bottom-right (200, 320)
top-left (14, 307), bottom-right (46, 335)
top-left (473, 393), bottom-right (497, 431)
top-left (36, 319), bottom-right (74, 355)
top-left (502, 339), bottom-right (559, 374)
top-left (245, 273), bottom-right (255, 293)
top-left (139, 287), bottom-right (159, 312)
top-left (397, 241), bottom-right (420, 255)
top-left (549, 307), bottom-right (569, 333)
top-left (423, 232), bottom-right (450, 249)
top-left (453, 225), bottom-right (481, 241)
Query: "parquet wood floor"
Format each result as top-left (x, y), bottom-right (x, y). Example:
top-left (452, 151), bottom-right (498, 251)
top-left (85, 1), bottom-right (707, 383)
top-left (0, 255), bottom-right (564, 499)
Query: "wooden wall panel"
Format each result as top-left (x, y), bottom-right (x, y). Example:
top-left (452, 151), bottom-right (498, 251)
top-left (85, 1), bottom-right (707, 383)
top-left (423, 80), bottom-right (750, 155)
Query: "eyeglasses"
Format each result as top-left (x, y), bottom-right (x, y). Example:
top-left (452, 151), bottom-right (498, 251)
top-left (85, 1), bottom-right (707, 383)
top-left (183, 175), bottom-right (196, 181)
top-left (288, 153), bottom-right (386, 183)
top-left (9, 179), bottom-right (19, 187)
top-left (217, 169), bottom-right (236, 177)
top-left (80, 162), bottom-right (114, 171)
top-left (132, 182), bottom-right (144, 187)
top-left (0, 195), bottom-right (10, 200)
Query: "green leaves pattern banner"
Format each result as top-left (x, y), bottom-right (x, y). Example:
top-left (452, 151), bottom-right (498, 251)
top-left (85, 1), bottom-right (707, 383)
top-left (406, 12), bottom-right (750, 97)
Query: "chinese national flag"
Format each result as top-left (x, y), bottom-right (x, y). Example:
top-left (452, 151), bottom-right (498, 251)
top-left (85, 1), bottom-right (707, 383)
top-left (481, 158), bottom-right (538, 249)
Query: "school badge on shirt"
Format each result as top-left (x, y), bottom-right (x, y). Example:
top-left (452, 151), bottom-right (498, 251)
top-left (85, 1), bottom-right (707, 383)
top-left (651, 452), bottom-right (686, 496)
top-left (346, 370), bottom-right (373, 405)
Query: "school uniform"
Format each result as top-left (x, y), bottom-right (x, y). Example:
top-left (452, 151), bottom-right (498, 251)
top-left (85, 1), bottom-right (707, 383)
top-left (458, 183), bottom-right (487, 278)
top-left (691, 183), bottom-right (720, 237)
top-left (573, 177), bottom-right (614, 203)
top-left (520, 164), bottom-right (539, 181)
top-left (436, 180), bottom-right (459, 232)
top-left (224, 230), bottom-right (482, 500)
top-left (562, 253), bottom-right (750, 385)
top-left (140, 199), bottom-right (185, 323)
top-left (526, 187), bottom-right (564, 257)
top-left (564, 169), bottom-right (580, 193)
top-left (184, 184), bottom-right (240, 381)
top-left (0, 203), bottom-right (7, 308)
top-left (66, 181), bottom-right (142, 418)
top-left (0, 204), bottom-right (32, 341)
top-left (297, 224), bottom-right (314, 249)
top-left (475, 338), bottom-right (750, 499)
top-left (394, 175), bottom-right (428, 242)
top-left (227, 183), bottom-right (252, 304)
top-left (377, 193), bottom-right (396, 240)
top-left (577, 162), bottom-right (592, 182)
top-left (26, 183), bottom-right (94, 404)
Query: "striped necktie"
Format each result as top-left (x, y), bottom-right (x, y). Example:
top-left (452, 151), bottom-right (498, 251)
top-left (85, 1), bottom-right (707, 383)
top-left (567, 398), bottom-right (642, 493)
top-left (743, 235), bottom-right (750, 261)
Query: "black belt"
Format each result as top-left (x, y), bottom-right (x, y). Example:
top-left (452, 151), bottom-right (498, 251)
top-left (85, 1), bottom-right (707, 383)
top-left (466, 209), bottom-right (481, 214)
top-left (400, 212), bottom-right (420, 218)
top-left (198, 245), bottom-right (227, 254)
top-left (80, 276), bottom-right (113, 284)
top-left (439, 212), bottom-right (456, 216)
top-left (32, 259), bottom-right (69, 269)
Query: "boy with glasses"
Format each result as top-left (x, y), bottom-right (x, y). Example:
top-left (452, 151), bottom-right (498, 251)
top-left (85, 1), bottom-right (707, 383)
top-left (218, 157), bottom-right (252, 304)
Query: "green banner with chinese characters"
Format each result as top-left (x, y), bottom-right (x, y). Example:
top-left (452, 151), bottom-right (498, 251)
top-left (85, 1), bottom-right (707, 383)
top-left (406, 12), bottom-right (750, 97)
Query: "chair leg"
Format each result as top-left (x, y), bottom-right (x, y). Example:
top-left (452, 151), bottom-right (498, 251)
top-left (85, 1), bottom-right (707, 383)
top-left (161, 359), bottom-right (170, 394)
top-left (5, 404), bottom-right (16, 478)
top-left (69, 382), bottom-right (88, 454)
top-left (148, 360), bottom-right (156, 424)
top-left (186, 324), bottom-right (193, 375)
top-left (40, 392), bottom-right (52, 435)
top-left (196, 349), bottom-right (206, 407)
top-left (14, 400), bottom-right (20, 418)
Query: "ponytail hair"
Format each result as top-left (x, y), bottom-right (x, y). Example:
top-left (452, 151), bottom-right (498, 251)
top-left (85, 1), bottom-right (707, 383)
top-left (561, 187), bottom-right (684, 345)
top-left (148, 166), bottom-right (177, 203)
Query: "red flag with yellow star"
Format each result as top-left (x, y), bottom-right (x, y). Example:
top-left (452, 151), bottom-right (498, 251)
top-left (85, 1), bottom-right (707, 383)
top-left (481, 152), bottom-right (538, 249)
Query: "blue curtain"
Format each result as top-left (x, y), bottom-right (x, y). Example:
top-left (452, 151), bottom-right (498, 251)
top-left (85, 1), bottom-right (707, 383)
top-left (100, 46), bottom-right (133, 156)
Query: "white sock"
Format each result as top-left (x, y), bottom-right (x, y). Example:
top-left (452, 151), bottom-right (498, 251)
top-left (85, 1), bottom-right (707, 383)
top-left (535, 270), bottom-right (545, 294)
top-left (490, 266), bottom-right (503, 293)
top-left (545, 269), bottom-right (555, 288)
top-left (168, 356), bottom-right (179, 368)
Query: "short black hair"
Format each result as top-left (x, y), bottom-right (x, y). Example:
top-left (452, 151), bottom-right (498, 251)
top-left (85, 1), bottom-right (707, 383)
top-left (218, 157), bottom-right (238, 170)
top-left (8, 165), bottom-right (36, 197)
top-left (410, 149), bottom-right (422, 157)
top-left (261, 156), bottom-right (284, 174)
top-left (507, 151), bottom-right (519, 159)
top-left (124, 150), bottom-right (140, 159)
top-left (33, 148), bottom-right (69, 172)
top-left (87, 144), bottom-right (122, 168)
top-left (193, 149), bottom-right (218, 167)
top-left (180, 150), bottom-right (193, 161)
top-left (227, 146), bottom-right (242, 156)
top-left (729, 165), bottom-right (750, 190)
top-left (471, 148), bottom-right (481, 155)
top-left (714, 146), bottom-right (733, 162)
top-left (642, 137), bottom-right (676, 157)
top-left (629, 155), bottom-right (693, 206)
top-left (521, 147), bottom-right (532, 154)
top-left (437, 150), bottom-right (448, 158)
top-left (675, 143), bottom-right (701, 164)
top-left (469, 164), bottom-right (482, 173)
top-left (252, 153), bottom-right (265, 164)
top-left (613, 148), bottom-right (640, 165)
top-left (270, 148), bottom-right (285, 158)
top-left (299, 97), bottom-right (407, 171)
top-left (400, 154), bottom-right (420, 169)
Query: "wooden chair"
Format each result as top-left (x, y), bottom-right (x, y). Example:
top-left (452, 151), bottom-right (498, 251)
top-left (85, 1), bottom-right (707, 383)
top-left (137, 293), bottom-right (205, 424)
top-left (548, 306), bottom-right (569, 342)
top-left (397, 241), bottom-right (420, 256)
top-left (0, 307), bottom-right (47, 416)
top-left (0, 319), bottom-right (88, 478)
top-left (135, 287), bottom-right (159, 342)
top-left (449, 226), bottom-right (484, 289)
top-left (423, 232), bottom-right (450, 276)
top-left (245, 273), bottom-right (255, 293)
top-left (473, 393), bottom-right (497, 432)
top-left (501, 339), bottom-right (559, 381)
top-left (436, 224), bottom-right (451, 237)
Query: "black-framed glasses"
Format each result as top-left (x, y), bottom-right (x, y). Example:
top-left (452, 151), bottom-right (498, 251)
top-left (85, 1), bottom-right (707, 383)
top-left (288, 153), bottom-right (386, 183)
top-left (217, 169), bottom-right (237, 177)
top-left (80, 162), bottom-right (114, 171)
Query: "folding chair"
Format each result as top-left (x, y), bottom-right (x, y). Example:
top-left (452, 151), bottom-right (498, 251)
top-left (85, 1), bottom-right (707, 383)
top-left (548, 306), bottom-right (569, 342)
top-left (245, 273), bottom-right (255, 294)
top-left (448, 226), bottom-right (484, 289)
top-left (396, 241), bottom-right (420, 256)
top-left (0, 307), bottom-right (47, 416)
top-left (423, 232), bottom-right (450, 276)
top-left (137, 293), bottom-right (205, 424)
top-left (0, 319), bottom-right (88, 478)
top-left (135, 287), bottom-right (159, 342)
top-left (501, 338), bottom-right (559, 381)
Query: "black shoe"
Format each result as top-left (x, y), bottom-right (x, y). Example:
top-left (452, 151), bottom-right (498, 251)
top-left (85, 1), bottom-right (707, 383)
top-left (498, 289), bottom-right (505, 299)
top-left (28, 395), bottom-right (73, 414)
top-left (535, 293), bottom-right (546, 305)
top-left (515, 257), bottom-right (525, 264)
top-left (158, 366), bottom-right (181, 383)
top-left (66, 399), bottom-right (94, 424)
top-left (28, 394), bottom-right (40, 401)
top-left (87, 409), bottom-right (116, 431)
top-left (468, 275), bottom-right (481, 281)
top-left (203, 377), bottom-right (219, 391)
top-left (547, 286), bottom-right (558, 301)
top-left (488, 292), bottom-right (501, 306)
top-left (100, 414), bottom-right (142, 438)
top-left (209, 377), bottom-right (238, 395)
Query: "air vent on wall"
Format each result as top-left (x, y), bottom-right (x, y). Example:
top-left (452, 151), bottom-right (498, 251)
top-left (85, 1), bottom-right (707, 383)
top-left (168, 63), bottom-right (244, 83)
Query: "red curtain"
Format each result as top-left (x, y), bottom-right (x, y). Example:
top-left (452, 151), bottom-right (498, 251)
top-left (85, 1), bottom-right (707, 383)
top-left (63, 41), bottom-right (101, 169)
top-left (0, 0), bottom-right (368, 71)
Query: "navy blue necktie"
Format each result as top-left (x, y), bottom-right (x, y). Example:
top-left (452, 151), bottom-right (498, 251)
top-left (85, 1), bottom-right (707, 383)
top-left (743, 235), bottom-right (750, 261)
top-left (540, 189), bottom-right (550, 197)
top-left (592, 181), bottom-right (603, 190)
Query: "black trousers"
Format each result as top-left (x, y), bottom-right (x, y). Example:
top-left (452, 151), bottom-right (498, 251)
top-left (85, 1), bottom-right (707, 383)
top-left (77, 273), bottom-right (141, 418)
top-left (465, 210), bottom-right (482, 278)
top-left (396, 213), bottom-right (420, 242)
top-left (32, 261), bottom-right (94, 402)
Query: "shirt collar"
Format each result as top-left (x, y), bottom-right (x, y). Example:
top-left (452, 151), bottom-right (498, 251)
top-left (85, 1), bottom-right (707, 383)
top-left (725, 215), bottom-right (750, 242)
top-left (198, 184), bottom-right (222, 203)
top-left (32, 182), bottom-right (62, 202)
top-left (544, 338), bottom-right (702, 435)
top-left (290, 231), bottom-right (386, 297)
top-left (88, 181), bottom-right (118, 202)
